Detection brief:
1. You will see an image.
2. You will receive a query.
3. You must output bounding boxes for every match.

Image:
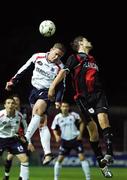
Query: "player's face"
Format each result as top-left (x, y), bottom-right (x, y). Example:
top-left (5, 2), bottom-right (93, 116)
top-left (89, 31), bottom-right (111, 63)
top-left (48, 48), bottom-right (64, 62)
top-left (60, 103), bottom-right (70, 115)
top-left (82, 38), bottom-right (93, 49)
top-left (13, 97), bottom-right (20, 110)
top-left (4, 99), bottom-right (16, 113)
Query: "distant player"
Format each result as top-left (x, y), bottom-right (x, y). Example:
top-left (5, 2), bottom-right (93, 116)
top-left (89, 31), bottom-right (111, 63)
top-left (3, 94), bottom-right (35, 180)
top-left (51, 102), bottom-right (91, 180)
top-left (0, 97), bottom-right (29, 180)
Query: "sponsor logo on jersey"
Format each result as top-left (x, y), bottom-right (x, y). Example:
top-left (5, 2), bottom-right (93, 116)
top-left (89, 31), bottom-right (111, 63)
top-left (36, 67), bottom-right (53, 78)
top-left (83, 61), bottom-right (99, 70)
top-left (50, 67), bottom-right (55, 72)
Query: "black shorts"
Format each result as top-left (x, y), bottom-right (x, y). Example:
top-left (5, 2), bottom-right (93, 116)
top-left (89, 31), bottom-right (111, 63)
top-left (0, 137), bottom-right (27, 156)
top-left (59, 138), bottom-right (84, 156)
top-left (75, 90), bottom-right (109, 122)
top-left (29, 87), bottom-right (51, 109)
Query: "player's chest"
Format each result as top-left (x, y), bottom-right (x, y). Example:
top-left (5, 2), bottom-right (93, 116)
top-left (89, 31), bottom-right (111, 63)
top-left (59, 116), bottom-right (75, 127)
top-left (0, 116), bottom-right (20, 127)
top-left (35, 59), bottom-right (59, 74)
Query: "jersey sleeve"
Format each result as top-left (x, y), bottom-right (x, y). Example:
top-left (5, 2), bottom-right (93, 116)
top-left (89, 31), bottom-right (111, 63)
top-left (51, 116), bottom-right (59, 130)
top-left (10, 54), bottom-right (37, 85)
top-left (21, 116), bottom-right (28, 134)
top-left (71, 112), bottom-right (81, 121)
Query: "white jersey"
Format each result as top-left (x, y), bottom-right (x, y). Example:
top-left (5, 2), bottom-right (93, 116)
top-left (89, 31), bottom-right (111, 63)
top-left (51, 112), bottom-right (81, 140)
top-left (12, 52), bottom-right (64, 90)
top-left (0, 109), bottom-right (23, 138)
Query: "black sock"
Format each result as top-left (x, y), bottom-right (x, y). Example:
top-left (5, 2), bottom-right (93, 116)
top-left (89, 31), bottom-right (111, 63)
top-left (18, 177), bottom-right (22, 180)
top-left (90, 141), bottom-right (105, 168)
top-left (4, 159), bottom-right (12, 175)
top-left (103, 127), bottom-right (113, 156)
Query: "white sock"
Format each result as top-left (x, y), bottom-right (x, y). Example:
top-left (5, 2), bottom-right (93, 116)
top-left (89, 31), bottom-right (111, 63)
top-left (39, 126), bottom-right (51, 155)
top-left (54, 161), bottom-right (62, 180)
top-left (5, 172), bottom-right (9, 176)
top-left (81, 160), bottom-right (91, 180)
top-left (25, 114), bottom-right (41, 141)
top-left (20, 162), bottom-right (29, 180)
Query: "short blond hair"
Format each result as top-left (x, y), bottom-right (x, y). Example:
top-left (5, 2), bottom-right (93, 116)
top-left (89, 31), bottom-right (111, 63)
top-left (53, 43), bottom-right (66, 53)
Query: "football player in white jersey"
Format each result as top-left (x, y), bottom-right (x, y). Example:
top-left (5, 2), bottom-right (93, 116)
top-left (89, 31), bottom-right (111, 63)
top-left (3, 94), bottom-right (35, 180)
top-left (5, 43), bottom-right (66, 164)
top-left (51, 102), bottom-right (91, 180)
top-left (0, 97), bottom-right (29, 180)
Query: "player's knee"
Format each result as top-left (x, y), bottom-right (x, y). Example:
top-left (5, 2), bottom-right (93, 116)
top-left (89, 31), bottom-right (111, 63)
top-left (33, 100), bottom-right (47, 116)
top-left (78, 153), bottom-right (85, 161)
top-left (40, 115), bottom-right (47, 127)
top-left (18, 154), bottom-right (29, 163)
top-left (57, 155), bottom-right (64, 163)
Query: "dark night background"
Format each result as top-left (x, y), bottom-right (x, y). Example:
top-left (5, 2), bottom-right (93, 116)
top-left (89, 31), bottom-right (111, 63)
top-left (0, 2), bottom-right (126, 106)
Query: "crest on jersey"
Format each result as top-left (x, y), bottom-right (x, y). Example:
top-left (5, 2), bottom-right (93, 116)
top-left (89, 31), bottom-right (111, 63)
top-left (50, 67), bottom-right (55, 72)
top-left (88, 108), bottom-right (95, 114)
top-left (37, 61), bottom-right (43, 65)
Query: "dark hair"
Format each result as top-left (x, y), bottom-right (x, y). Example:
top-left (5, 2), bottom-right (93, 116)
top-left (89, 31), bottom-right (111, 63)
top-left (70, 36), bottom-right (84, 51)
top-left (4, 96), bottom-right (15, 104)
top-left (61, 101), bottom-right (70, 106)
top-left (53, 43), bottom-right (66, 53)
top-left (11, 93), bottom-right (20, 99)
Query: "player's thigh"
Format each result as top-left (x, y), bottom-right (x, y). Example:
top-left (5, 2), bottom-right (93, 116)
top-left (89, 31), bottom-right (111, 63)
top-left (33, 99), bottom-right (47, 115)
top-left (16, 153), bottom-right (29, 163)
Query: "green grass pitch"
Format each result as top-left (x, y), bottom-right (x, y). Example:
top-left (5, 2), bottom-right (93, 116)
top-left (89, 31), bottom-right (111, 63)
top-left (0, 166), bottom-right (127, 180)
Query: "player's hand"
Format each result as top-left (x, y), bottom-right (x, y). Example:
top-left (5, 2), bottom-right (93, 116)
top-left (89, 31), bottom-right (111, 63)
top-left (5, 81), bottom-right (14, 91)
top-left (14, 134), bottom-right (27, 144)
top-left (48, 86), bottom-right (55, 100)
top-left (28, 143), bottom-right (35, 152)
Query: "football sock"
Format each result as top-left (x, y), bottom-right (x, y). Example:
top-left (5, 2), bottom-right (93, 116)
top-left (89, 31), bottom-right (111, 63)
top-left (103, 127), bottom-right (113, 156)
top-left (54, 161), bottom-right (62, 180)
top-left (90, 141), bottom-right (104, 168)
top-left (39, 125), bottom-right (51, 155)
top-left (25, 114), bottom-right (41, 141)
top-left (20, 162), bottom-right (29, 180)
top-left (81, 160), bottom-right (91, 180)
top-left (4, 159), bottom-right (12, 176)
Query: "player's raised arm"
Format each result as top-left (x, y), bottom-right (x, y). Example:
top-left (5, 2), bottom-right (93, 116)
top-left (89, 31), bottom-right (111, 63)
top-left (5, 55), bottom-right (35, 91)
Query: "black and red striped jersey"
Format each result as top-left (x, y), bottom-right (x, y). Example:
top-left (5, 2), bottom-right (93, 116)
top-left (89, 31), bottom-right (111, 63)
top-left (64, 52), bottom-right (103, 100)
